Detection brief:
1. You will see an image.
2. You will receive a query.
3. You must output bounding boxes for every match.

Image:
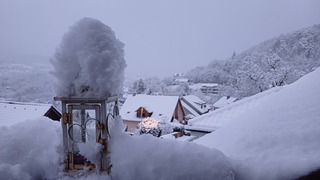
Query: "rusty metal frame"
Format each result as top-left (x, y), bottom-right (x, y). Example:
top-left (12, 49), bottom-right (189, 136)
top-left (55, 96), bottom-right (118, 174)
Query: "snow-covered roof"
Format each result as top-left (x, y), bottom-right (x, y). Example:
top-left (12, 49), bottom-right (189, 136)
top-left (199, 83), bottom-right (218, 87)
top-left (213, 96), bottom-right (237, 108)
top-left (0, 101), bottom-right (53, 127)
top-left (160, 133), bottom-right (196, 142)
top-left (181, 101), bottom-right (200, 117)
top-left (184, 125), bottom-right (214, 133)
top-left (120, 94), bottom-right (180, 123)
top-left (181, 95), bottom-right (209, 116)
top-left (189, 83), bottom-right (218, 90)
top-left (175, 78), bottom-right (189, 83)
top-left (194, 67), bottom-right (320, 179)
top-left (187, 86), bottom-right (283, 132)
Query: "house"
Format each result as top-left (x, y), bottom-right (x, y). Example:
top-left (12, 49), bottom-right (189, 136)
top-left (173, 73), bottom-right (185, 77)
top-left (175, 78), bottom-right (189, 83)
top-left (212, 96), bottom-right (238, 110)
top-left (120, 94), bottom-right (185, 132)
top-left (44, 106), bottom-right (61, 121)
top-left (180, 95), bottom-right (210, 120)
top-left (185, 87), bottom-right (283, 138)
top-left (189, 83), bottom-right (219, 94)
top-left (0, 101), bottom-right (61, 127)
top-left (200, 83), bottom-right (218, 94)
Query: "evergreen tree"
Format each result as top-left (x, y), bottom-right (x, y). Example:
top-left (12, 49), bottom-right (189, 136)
top-left (132, 79), bottom-right (146, 94)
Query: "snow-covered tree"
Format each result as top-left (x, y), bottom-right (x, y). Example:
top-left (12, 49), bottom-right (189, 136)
top-left (137, 117), bottom-right (186, 137)
top-left (162, 76), bottom-right (177, 86)
top-left (131, 79), bottom-right (146, 94)
top-left (185, 24), bottom-right (320, 99)
top-left (175, 82), bottom-right (191, 96)
top-left (138, 117), bottom-right (161, 137)
top-left (0, 64), bottom-right (55, 103)
top-left (143, 77), bottom-right (165, 95)
top-left (51, 17), bottom-right (126, 97)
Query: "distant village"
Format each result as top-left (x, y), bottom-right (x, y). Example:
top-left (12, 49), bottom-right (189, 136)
top-left (118, 73), bottom-right (240, 141)
top-left (0, 72), bottom-right (240, 142)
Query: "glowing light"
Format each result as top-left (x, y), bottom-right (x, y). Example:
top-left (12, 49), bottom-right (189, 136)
top-left (141, 117), bottom-right (159, 130)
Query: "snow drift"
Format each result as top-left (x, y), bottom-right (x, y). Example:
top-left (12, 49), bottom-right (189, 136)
top-left (0, 118), bottom-right (62, 179)
top-left (0, 116), bottom-right (234, 179)
top-left (51, 17), bottom-right (126, 97)
top-left (109, 119), bottom-right (234, 180)
top-left (196, 67), bottom-right (320, 180)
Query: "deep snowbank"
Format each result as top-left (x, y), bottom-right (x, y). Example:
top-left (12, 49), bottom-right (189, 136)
top-left (196, 68), bottom-right (320, 179)
top-left (109, 119), bottom-right (234, 180)
top-left (0, 118), bottom-right (62, 180)
top-left (0, 117), bottom-right (234, 179)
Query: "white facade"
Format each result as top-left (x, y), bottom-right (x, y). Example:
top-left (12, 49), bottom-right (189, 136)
top-left (189, 83), bottom-right (219, 94)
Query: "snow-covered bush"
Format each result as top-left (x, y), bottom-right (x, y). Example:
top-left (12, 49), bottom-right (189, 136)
top-left (137, 117), bottom-right (189, 137)
top-left (138, 117), bottom-right (162, 137)
top-left (51, 17), bottom-right (126, 97)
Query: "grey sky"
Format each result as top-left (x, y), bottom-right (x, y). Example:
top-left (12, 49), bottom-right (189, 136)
top-left (0, 0), bottom-right (319, 78)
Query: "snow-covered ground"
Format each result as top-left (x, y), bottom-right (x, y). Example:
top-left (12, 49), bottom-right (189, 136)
top-left (0, 117), bottom-right (234, 179)
top-left (0, 118), bottom-right (62, 180)
top-left (196, 67), bottom-right (320, 179)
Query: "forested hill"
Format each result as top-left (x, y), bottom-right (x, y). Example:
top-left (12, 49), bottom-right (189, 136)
top-left (186, 24), bottom-right (320, 98)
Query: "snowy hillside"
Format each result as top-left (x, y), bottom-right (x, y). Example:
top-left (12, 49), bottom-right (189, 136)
top-left (0, 63), bottom-right (55, 103)
top-left (195, 67), bottom-right (320, 179)
top-left (186, 24), bottom-right (320, 98)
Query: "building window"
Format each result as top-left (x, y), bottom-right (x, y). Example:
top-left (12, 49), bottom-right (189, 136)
top-left (136, 107), bottom-right (152, 118)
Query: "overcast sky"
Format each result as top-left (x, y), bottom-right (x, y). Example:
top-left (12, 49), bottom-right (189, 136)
top-left (0, 0), bottom-right (319, 78)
